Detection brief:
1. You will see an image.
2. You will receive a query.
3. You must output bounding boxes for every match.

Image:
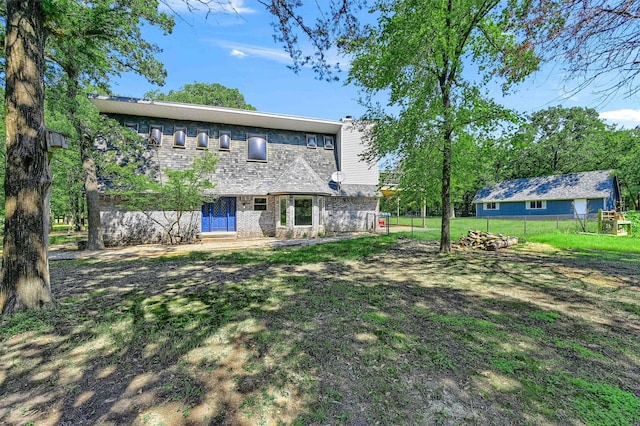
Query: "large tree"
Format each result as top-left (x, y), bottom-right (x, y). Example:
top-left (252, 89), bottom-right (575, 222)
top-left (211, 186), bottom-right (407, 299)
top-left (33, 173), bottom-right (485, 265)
top-left (45, 1), bottom-right (173, 250)
top-left (345, 0), bottom-right (538, 252)
top-left (1, 0), bottom-right (53, 313)
top-left (145, 82), bottom-right (256, 110)
top-left (505, 106), bottom-right (613, 179)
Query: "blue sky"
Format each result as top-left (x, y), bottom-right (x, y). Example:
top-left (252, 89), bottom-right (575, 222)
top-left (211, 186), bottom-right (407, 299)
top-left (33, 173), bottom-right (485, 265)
top-left (112, 0), bottom-right (640, 129)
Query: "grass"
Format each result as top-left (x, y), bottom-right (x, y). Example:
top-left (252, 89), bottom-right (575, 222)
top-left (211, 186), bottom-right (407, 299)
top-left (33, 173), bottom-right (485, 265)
top-left (1, 235), bottom-right (639, 425)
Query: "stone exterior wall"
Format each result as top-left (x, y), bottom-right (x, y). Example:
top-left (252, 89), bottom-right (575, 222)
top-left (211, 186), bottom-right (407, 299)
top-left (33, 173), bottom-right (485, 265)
top-left (325, 197), bottom-right (379, 233)
top-left (235, 195), bottom-right (276, 238)
top-left (101, 201), bottom-right (201, 246)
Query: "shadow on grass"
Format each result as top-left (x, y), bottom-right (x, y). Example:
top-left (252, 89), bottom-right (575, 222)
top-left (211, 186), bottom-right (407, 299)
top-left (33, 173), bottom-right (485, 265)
top-left (1, 236), bottom-right (639, 425)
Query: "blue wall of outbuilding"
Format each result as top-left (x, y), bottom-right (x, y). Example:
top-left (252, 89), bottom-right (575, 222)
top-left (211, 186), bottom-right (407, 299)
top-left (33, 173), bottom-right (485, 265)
top-left (476, 198), bottom-right (608, 217)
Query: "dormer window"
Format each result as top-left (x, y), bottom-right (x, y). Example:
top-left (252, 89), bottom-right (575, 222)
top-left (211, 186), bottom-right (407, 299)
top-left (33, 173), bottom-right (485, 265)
top-left (196, 130), bottom-right (209, 149)
top-left (219, 131), bottom-right (231, 150)
top-left (149, 126), bottom-right (163, 146)
top-left (173, 127), bottom-right (186, 148)
top-left (306, 134), bottom-right (317, 149)
top-left (323, 135), bottom-right (334, 150)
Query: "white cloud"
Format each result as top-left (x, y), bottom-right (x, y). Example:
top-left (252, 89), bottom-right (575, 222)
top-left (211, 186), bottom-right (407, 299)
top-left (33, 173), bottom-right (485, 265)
top-left (599, 109), bottom-right (640, 129)
top-left (230, 49), bottom-right (247, 59)
top-left (208, 39), bottom-right (294, 64)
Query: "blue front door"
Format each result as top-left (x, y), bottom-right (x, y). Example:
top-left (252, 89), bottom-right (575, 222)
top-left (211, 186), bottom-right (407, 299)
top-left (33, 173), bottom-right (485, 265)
top-left (202, 197), bottom-right (236, 232)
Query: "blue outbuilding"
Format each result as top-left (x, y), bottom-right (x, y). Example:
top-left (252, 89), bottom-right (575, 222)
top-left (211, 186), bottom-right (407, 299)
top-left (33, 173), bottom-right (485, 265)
top-left (473, 170), bottom-right (621, 218)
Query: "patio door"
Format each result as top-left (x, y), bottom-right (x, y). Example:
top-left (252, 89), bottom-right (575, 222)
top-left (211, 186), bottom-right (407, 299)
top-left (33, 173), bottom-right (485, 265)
top-left (202, 197), bottom-right (236, 232)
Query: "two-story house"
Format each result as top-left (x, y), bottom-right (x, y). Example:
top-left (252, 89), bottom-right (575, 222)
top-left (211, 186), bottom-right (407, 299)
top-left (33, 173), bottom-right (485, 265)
top-left (89, 96), bottom-right (379, 245)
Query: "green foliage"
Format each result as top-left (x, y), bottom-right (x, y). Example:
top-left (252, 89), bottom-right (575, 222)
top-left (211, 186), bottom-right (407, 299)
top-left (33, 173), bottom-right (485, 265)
top-left (116, 152), bottom-right (218, 244)
top-left (503, 106), bottom-right (616, 179)
top-left (145, 82), bottom-right (256, 110)
top-left (346, 0), bottom-right (539, 252)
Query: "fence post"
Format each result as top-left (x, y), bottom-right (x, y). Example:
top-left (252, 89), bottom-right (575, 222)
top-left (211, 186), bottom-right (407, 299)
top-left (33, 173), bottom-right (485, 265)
top-left (524, 215), bottom-right (527, 238)
top-left (486, 218), bottom-right (489, 233)
top-left (556, 216), bottom-right (559, 230)
top-left (411, 216), bottom-right (414, 237)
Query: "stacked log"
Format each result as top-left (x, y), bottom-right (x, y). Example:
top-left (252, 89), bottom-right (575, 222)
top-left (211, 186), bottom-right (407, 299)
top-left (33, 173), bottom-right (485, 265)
top-left (458, 230), bottom-right (518, 251)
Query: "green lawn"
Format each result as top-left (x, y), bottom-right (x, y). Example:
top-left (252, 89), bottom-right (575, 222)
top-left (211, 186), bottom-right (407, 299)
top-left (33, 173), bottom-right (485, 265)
top-left (1, 235), bottom-right (639, 425)
top-left (387, 215), bottom-right (599, 239)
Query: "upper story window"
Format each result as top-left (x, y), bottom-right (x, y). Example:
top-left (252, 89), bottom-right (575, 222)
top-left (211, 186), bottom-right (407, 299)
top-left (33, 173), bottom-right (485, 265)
top-left (323, 135), bottom-right (334, 150)
top-left (527, 200), bottom-right (546, 210)
top-left (484, 202), bottom-right (499, 210)
top-left (149, 125), bottom-right (163, 146)
top-left (254, 197), bottom-right (267, 211)
top-left (219, 131), bottom-right (231, 150)
top-left (306, 134), bottom-right (317, 149)
top-left (196, 129), bottom-right (209, 149)
top-left (247, 134), bottom-right (267, 162)
top-left (173, 127), bottom-right (186, 148)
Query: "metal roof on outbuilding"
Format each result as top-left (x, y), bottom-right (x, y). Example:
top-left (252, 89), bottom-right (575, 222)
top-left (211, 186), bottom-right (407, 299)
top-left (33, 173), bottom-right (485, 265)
top-left (473, 170), bottom-right (616, 203)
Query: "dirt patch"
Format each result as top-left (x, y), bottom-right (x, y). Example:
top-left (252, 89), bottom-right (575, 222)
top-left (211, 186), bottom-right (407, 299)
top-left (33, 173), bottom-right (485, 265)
top-left (2, 238), bottom-right (639, 425)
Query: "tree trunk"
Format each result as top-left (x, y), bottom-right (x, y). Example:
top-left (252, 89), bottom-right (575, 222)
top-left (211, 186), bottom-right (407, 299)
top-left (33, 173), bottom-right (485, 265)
top-left (440, 133), bottom-right (452, 253)
top-left (1, 0), bottom-right (54, 315)
top-left (66, 72), bottom-right (104, 250)
top-left (80, 133), bottom-right (104, 249)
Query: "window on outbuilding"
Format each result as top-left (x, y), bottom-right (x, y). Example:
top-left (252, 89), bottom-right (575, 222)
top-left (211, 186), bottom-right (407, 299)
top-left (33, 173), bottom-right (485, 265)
top-left (527, 200), bottom-right (546, 210)
top-left (484, 202), bottom-right (499, 210)
top-left (254, 197), bottom-right (267, 211)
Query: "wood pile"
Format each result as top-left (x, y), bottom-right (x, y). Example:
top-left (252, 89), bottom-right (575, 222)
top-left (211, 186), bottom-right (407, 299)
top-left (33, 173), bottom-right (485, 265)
top-left (458, 230), bottom-right (519, 251)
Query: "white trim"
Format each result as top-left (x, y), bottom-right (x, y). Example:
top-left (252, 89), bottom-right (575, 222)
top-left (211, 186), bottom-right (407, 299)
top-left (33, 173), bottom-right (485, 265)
top-left (484, 202), bottom-right (499, 210)
top-left (525, 200), bottom-right (547, 210)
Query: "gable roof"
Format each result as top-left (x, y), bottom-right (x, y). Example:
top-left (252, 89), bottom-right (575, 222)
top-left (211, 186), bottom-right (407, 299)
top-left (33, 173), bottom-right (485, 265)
top-left (269, 157), bottom-right (332, 195)
top-left (473, 170), bottom-right (616, 203)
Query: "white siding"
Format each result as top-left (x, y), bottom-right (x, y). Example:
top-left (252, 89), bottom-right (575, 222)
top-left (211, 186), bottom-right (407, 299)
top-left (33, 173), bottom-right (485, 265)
top-left (339, 119), bottom-right (379, 185)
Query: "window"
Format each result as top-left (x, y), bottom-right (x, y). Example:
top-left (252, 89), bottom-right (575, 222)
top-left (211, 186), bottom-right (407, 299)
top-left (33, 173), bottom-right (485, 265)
top-left (323, 135), bottom-right (334, 150)
top-left (318, 196), bottom-right (324, 225)
top-left (306, 134), bottom-right (317, 149)
top-left (527, 200), bottom-right (546, 210)
top-left (254, 197), bottom-right (267, 211)
top-left (219, 131), bottom-right (231, 150)
top-left (247, 134), bottom-right (267, 162)
top-left (173, 127), bottom-right (186, 148)
top-left (149, 125), bottom-right (163, 146)
top-left (125, 122), bottom-right (138, 132)
top-left (279, 197), bottom-right (287, 226)
top-left (294, 197), bottom-right (313, 226)
top-left (196, 130), bottom-right (209, 149)
top-left (484, 202), bottom-right (499, 210)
